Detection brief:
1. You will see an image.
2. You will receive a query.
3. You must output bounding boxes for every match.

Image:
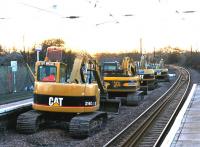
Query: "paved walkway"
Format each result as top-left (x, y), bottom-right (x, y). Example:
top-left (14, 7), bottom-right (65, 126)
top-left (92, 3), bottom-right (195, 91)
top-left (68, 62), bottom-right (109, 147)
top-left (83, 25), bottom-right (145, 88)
top-left (0, 92), bottom-right (33, 116)
top-left (162, 84), bottom-right (200, 146)
top-left (0, 91), bottom-right (33, 105)
top-left (0, 98), bottom-right (33, 116)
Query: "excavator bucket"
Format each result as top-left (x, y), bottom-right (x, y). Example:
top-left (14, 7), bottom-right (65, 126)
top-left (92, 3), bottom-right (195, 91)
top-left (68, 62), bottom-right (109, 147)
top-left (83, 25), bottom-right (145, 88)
top-left (100, 98), bottom-right (121, 114)
top-left (92, 68), bottom-right (121, 114)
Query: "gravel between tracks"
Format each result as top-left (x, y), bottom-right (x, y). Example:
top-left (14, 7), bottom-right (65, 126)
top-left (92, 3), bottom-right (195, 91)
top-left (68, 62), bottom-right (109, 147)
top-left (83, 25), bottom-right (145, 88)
top-left (1, 67), bottom-right (199, 147)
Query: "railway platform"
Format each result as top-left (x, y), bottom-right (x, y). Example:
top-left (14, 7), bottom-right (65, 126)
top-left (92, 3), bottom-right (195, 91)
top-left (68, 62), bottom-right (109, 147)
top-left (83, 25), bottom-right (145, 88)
top-left (0, 91), bottom-right (33, 105)
top-left (162, 84), bottom-right (200, 146)
top-left (0, 92), bottom-right (33, 117)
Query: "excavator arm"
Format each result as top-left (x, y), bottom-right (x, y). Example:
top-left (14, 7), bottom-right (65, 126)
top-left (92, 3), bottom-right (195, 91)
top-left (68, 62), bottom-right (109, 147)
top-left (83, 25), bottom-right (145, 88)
top-left (69, 55), bottom-right (88, 83)
top-left (121, 57), bottom-right (137, 76)
top-left (87, 58), bottom-right (120, 113)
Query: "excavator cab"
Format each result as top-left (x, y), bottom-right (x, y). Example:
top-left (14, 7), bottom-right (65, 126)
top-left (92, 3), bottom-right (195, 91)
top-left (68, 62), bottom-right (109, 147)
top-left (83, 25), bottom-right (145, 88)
top-left (37, 64), bottom-right (57, 82)
top-left (36, 47), bottom-right (68, 83)
top-left (36, 62), bottom-right (67, 83)
top-left (102, 61), bottom-right (122, 77)
top-left (103, 61), bottom-right (120, 71)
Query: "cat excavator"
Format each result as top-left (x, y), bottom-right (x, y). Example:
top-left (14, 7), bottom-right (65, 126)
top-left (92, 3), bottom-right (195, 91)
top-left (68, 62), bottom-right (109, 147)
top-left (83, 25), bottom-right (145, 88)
top-left (16, 47), bottom-right (120, 138)
top-left (138, 55), bottom-right (157, 93)
top-left (102, 57), bottom-right (142, 105)
top-left (154, 59), bottom-right (169, 82)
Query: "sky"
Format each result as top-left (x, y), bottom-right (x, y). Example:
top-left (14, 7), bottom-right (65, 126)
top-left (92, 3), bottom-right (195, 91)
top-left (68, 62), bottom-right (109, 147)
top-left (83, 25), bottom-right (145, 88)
top-left (0, 0), bottom-right (200, 54)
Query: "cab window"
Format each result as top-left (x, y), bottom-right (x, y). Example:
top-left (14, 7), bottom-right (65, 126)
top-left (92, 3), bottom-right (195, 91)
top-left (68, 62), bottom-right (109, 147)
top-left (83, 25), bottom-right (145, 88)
top-left (103, 64), bottom-right (117, 71)
top-left (38, 65), bottom-right (57, 82)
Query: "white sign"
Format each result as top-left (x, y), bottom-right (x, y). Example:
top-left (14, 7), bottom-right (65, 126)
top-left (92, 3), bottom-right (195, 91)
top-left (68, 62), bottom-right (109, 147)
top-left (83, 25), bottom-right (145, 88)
top-left (11, 61), bottom-right (17, 72)
top-left (35, 45), bottom-right (42, 51)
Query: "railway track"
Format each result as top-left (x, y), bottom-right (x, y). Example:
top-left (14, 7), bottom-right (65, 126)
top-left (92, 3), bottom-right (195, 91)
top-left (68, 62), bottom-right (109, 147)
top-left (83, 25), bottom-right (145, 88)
top-left (104, 67), bottom-right (190, 147)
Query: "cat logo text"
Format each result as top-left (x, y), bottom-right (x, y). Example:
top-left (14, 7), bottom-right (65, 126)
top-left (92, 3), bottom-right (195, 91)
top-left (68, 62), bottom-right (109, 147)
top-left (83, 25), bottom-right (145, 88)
top-left (49, 97), bottom-right (63, 106)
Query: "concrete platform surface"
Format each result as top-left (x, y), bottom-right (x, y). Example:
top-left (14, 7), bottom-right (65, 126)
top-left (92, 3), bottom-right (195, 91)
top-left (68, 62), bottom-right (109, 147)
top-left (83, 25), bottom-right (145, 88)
top-left (162, 84), bottom-right (200, 146)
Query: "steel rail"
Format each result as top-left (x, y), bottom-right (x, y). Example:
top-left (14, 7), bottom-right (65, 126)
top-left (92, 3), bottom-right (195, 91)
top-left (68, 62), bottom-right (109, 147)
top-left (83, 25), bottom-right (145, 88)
top-left (104, 66), bottom-right (189, 147)
top-left (124, 68), bottom-right (187, 147)
top-left (133, 68), bottom-right (189, 146)
top-left (153, 67), bottom-right (191, 147)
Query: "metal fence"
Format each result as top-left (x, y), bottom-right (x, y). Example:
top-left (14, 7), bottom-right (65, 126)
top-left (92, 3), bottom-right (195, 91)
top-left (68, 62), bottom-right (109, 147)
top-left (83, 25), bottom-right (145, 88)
top-left (0, 64), bottom-right (34, 94)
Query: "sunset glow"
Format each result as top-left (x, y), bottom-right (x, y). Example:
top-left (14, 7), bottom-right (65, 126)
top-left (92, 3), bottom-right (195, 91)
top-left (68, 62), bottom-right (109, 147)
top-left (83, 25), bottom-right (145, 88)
top-left (0, 0), bottom-right (200, 53)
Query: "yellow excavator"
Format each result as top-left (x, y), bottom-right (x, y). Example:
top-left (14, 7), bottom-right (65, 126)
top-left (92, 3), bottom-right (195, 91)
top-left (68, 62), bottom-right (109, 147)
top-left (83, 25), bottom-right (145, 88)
top-left (154, 59), bottom-right (169, 82)
top-left (138, 55), bottom-right (157, 93)
top-left (102, 57), bottom-right (142, 105)
top-left (16, 47), bottom-right (120, 138)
